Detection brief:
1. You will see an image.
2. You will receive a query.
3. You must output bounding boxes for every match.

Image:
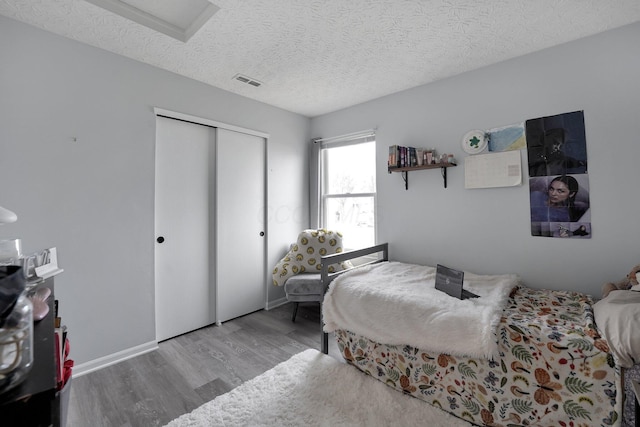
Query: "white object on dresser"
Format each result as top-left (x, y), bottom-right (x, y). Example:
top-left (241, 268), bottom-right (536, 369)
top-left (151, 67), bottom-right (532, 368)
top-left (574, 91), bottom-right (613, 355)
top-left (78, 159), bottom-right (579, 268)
top-left (34, 247), bottom-right (64, 279)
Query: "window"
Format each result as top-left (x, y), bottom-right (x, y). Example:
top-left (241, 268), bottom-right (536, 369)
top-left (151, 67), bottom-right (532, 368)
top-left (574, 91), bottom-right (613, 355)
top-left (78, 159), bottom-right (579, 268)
top-left (319, 136), bottom-right (376, 250)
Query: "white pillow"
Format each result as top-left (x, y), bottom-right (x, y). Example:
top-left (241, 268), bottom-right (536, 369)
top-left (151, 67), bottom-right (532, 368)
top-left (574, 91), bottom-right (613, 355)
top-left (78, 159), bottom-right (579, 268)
top-left (594, 290), bottom-right (640, 368)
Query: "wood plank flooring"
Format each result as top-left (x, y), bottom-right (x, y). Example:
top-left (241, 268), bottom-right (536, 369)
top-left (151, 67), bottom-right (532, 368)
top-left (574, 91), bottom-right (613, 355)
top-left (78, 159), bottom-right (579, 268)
top-left (66, 303), bottom-right (342, 427)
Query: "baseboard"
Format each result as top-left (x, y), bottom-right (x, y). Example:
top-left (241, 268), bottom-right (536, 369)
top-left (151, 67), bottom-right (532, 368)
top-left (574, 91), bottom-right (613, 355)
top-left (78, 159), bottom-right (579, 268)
top-left (266, 296), bottom-right (288, 310)
top-left (73, 340), bottom-right (158, 377)
top-left (74, 299), bottom-right (292, 376)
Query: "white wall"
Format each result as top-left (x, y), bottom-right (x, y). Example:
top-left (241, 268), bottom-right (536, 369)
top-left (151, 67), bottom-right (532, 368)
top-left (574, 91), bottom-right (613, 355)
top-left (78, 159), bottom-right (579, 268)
top-left (0, 16), bottom-right (309, 367)
top-left (310, 23), bottom-right (640, 297)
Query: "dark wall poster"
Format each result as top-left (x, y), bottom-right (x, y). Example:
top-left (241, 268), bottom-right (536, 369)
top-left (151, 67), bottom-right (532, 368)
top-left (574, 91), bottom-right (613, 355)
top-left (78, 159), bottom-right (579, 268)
top-left (526, 111), bottom-right (591, 238)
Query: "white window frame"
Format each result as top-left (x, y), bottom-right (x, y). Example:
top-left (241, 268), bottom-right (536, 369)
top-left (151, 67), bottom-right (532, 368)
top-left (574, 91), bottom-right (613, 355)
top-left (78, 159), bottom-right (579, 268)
top-left (316, 132), bottom-right (377, 250)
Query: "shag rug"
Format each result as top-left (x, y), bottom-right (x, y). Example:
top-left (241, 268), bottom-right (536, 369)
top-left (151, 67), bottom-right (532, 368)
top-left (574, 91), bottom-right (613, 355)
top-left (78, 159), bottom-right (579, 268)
top-left (164, 349), bottom-right (469, 427)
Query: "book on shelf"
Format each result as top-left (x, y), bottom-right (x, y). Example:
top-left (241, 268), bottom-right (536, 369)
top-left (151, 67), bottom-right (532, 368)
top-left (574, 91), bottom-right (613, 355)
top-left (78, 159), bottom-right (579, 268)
top-left (388, 145), bottom-right (398, 168)
top-left (389, 145), bottom-right (404, 168)
top-left (409, 147), bottom-right (417, 167)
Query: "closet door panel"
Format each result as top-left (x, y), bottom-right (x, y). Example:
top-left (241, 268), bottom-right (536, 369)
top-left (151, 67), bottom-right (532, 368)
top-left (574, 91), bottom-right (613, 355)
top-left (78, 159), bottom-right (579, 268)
top-left (155, 117), bottom-right (214, 341)
top-left (215, 128), bottom-right (266, 323)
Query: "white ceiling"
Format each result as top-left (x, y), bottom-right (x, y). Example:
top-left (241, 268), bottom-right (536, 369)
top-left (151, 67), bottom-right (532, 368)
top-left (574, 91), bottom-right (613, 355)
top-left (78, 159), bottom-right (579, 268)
top-left (1, 0), bottom-right (639, 117)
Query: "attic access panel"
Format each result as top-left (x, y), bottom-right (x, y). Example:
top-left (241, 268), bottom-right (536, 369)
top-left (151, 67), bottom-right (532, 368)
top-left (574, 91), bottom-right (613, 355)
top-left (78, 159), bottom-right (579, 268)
top-left (84, 0), bottom-right (219, 42)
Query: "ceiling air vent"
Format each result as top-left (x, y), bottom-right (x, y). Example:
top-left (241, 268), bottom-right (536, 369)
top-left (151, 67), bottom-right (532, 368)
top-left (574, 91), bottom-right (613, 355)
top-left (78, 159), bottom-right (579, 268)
top-left (233, 74), bottom-right (262, 87)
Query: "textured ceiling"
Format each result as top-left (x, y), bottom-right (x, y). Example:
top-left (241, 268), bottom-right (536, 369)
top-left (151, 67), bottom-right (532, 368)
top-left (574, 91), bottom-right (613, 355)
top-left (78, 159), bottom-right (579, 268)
top-left (1, 0), bottom-right (639, 117)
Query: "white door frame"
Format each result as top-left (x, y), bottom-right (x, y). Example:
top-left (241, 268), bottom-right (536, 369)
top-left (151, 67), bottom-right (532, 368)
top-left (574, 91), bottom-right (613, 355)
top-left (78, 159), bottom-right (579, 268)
top-left (154, 108), bottom-right (269, 140)
top-left (153, 107), bottom-right (270, 330)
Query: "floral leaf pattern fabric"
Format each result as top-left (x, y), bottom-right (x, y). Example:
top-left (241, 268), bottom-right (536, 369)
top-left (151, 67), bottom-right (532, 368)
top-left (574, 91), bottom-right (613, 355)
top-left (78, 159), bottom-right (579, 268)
top-left (335, 287), bottom-right (623, 426)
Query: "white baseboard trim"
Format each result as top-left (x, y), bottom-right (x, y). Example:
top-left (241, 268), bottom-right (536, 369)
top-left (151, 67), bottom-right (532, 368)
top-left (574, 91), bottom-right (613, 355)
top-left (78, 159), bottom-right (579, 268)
top-left (73, 340), bottom-right (158, 377)
top-left (74, 300), bottom-right (292, 376)
top-left (266, 297), bottom-right (288, 310)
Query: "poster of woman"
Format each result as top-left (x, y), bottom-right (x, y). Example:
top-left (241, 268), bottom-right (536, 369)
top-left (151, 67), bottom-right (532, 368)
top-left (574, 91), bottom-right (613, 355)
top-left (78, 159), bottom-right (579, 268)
top-left (529, 174), bottom-right (591, 238)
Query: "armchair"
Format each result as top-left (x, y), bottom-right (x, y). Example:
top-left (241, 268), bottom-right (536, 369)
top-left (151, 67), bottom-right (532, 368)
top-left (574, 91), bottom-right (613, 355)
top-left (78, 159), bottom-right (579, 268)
top-left (272, 229), bottom-right (349, 322)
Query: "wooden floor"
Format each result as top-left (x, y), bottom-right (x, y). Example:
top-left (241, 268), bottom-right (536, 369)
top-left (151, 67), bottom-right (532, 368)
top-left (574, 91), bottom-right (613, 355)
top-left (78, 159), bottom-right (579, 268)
top-left (67, 303), bottom-right (342, 427)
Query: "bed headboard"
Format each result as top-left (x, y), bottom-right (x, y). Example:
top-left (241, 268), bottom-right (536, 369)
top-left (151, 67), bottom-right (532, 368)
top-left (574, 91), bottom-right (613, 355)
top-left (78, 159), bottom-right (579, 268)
top-left (319, 243), bottom-right (389, 354)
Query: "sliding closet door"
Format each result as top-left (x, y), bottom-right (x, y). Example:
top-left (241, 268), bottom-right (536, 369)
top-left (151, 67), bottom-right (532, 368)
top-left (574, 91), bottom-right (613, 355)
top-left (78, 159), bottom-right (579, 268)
top-left (215, 128), bottom-right (266, 323)
top-left (155, 116), bottom-right (215, 341)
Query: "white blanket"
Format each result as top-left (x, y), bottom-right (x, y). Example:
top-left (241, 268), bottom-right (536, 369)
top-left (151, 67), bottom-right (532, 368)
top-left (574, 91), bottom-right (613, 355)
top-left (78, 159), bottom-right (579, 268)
top-left (323, 261), bottom-right (520, 359)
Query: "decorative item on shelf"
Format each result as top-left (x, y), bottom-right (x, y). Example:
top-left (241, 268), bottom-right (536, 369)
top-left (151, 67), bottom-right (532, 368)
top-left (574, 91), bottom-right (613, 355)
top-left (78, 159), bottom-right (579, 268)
top-left (33, 247), bottom-right (64, 280)
top-left (462, 130), bottom-right (488, 154)
top-left (448, 154), bottom-right (456, 165)
top-left (9, 247), bottom-right (64, 290)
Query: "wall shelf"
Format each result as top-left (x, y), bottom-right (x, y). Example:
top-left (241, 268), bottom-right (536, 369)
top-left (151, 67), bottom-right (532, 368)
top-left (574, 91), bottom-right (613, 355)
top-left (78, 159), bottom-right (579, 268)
top-left (388, 163), bottom-right (456, 190)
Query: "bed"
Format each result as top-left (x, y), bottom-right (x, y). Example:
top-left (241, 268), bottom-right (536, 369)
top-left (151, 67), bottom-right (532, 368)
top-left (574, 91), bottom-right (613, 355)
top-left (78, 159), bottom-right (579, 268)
top-left (319, 244), bottom-right (631, 427)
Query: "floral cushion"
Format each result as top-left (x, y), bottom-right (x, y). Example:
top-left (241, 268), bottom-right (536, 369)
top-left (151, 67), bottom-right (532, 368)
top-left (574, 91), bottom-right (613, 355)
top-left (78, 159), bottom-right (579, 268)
top-left (272, 229), bottom-right (350, 286)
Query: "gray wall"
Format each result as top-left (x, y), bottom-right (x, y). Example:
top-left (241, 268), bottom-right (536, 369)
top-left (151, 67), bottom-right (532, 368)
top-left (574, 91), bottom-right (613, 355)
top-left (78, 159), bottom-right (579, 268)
top-left (310, 23), bottom-right (640, 297)
top-left (0, 16), bottom-right (309, 366)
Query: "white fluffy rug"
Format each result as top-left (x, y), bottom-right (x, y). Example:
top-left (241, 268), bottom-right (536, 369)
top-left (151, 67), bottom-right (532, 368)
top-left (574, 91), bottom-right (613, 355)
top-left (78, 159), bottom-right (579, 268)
top-left (164, 349), bottom-right (469, 427)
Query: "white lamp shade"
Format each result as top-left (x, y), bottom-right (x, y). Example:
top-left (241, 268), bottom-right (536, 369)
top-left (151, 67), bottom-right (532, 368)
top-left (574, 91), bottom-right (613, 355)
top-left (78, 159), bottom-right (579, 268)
top-left (0, 206), bottom-right (18, 224)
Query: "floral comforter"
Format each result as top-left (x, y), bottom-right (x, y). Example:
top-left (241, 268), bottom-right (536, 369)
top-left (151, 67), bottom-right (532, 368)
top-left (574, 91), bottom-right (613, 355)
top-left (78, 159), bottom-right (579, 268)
top-left (335, 287), bottom-right (622, 426)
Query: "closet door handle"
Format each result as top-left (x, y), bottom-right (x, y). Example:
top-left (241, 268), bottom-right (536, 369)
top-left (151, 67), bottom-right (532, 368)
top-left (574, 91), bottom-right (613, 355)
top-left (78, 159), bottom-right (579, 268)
top-left (259, 231), bottom-right (265, 237)
top-left (157, 236), bottom-right (165, 243)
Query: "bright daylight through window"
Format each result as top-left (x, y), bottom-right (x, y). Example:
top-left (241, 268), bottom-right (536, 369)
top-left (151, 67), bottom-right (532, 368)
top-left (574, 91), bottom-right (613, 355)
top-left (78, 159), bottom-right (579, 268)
top-left (321, 140), bottom-right (376, 250)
